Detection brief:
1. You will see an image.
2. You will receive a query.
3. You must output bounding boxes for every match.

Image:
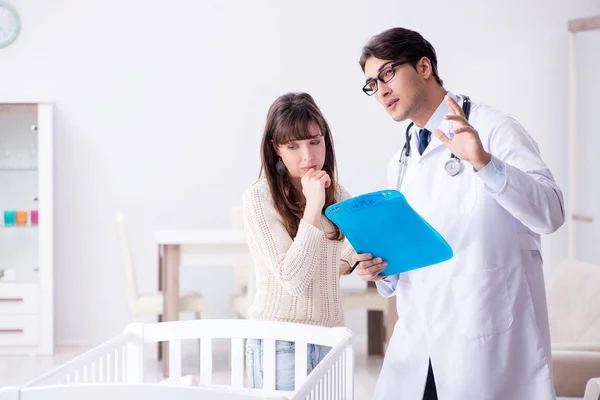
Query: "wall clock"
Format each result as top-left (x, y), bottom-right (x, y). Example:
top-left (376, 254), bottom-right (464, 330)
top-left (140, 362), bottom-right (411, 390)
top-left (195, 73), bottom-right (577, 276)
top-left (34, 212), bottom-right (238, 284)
top-left (0, 2), bottom-right (20, 49)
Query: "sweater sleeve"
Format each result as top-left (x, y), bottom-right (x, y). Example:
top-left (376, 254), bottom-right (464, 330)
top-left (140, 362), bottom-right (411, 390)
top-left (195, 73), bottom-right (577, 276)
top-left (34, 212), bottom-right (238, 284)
top-left (336, 184), bottom-right (357, 264)
top-left (242, 183), bottom-right (325, 296)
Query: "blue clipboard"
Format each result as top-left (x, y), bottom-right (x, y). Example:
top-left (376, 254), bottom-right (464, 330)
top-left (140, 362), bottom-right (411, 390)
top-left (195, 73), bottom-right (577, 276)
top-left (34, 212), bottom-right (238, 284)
top-left (325, 190), bottom-right (453, 276)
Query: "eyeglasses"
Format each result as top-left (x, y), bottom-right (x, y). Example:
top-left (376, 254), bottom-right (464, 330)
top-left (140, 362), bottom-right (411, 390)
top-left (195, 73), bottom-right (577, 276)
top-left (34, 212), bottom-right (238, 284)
top-left (362, 59), bottom-right (414, 96)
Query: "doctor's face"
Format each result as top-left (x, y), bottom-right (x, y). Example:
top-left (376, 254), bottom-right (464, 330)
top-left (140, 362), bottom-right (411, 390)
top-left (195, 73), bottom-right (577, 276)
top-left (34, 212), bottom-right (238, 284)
top-left (275, 122), bottom-right (326, 181)
top-left (363, 56), bottom-right (426, 122)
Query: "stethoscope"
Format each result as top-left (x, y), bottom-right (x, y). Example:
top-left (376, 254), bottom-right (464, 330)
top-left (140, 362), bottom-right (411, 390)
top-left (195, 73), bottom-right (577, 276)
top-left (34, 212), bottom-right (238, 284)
top-left (396, 95), bottom-right (471, 191)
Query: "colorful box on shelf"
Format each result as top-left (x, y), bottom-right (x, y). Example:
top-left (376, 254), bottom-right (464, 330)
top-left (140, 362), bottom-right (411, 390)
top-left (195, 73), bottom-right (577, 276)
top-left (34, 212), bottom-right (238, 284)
top-left (3, 210), bottom-right (15, 225)
top-left (30, 210), bottom-right (38, 225)
top-left (3, 210), bottom-right (38, 226)
top-left (15, 211), bottom-right (28, 225)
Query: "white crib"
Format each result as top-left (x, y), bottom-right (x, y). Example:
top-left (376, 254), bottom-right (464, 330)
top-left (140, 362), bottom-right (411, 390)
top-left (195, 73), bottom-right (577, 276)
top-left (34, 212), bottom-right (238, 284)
top-left (0, 319), bottom-right (354, 399)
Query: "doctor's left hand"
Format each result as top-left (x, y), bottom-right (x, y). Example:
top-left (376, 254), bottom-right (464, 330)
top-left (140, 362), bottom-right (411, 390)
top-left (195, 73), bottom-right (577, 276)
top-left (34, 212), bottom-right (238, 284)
top-left (432, 94), bottom-right (492, 171)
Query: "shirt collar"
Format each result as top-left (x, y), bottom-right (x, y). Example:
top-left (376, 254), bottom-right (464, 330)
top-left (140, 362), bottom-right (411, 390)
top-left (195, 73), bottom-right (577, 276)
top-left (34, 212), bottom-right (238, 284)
top-left (410, 91), bottom-right (460, 156)
top-left (414, 91), bottom-right (457, 135)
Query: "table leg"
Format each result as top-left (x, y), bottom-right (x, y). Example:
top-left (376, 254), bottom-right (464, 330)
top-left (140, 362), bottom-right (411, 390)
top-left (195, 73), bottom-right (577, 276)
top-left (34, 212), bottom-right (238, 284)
top-left (367, 281), bottom-right (385, 356)
top-left (386, 297), bottom-right (398, 342)
top-left (162, 244), bottom-right (180, 377)
top-left (158, 246), bottom-right (164, 361)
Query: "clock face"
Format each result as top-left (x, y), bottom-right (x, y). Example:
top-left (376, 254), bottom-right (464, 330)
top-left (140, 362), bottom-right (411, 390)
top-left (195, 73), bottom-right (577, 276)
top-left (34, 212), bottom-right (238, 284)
top-left (0, 3), bottom-right (20, 48)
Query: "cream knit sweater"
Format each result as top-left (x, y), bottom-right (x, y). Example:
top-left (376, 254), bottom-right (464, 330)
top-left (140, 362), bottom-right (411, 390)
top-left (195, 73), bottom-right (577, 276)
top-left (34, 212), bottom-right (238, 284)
top-left (242, 178), bottom-right (355, 328)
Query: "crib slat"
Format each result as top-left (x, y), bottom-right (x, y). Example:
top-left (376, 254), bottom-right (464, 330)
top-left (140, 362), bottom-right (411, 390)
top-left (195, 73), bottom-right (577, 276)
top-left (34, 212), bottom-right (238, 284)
top-left (331, 360), bottom-right (335, 399)
top-left (90, 361), bottom-right (96, 384)
top-left (124, 324), bottom-right (144, 383)
top-left (169, 340), bottom-right (182, 379)
top-left (345, 347), bottom-right (353, 399)
top-left (230, 338), bottom-right (244, 388)
top-left (337, 358), bottom-right (342, 399)
top-left (342, 351), bottom-right (346, 399)
top-left (121, 344), bottom-right (127, 382)
top-left (333, 360), bottom-right (341, 399)
top-left (334, 360), bottom-right (338, 399)
top-left (113, 349), bottom-right (120, 382)
top-left (200, 338), bottom-right (213, 385)
top-left (98, 357), bottom-right (104, 383)
top-left (319, 377), bottom-right (325, 400)
top-left (263, 339), bottom-right (276, 391)
top-left (295, 341), bottom-right (308, 390)
top-left (107, 352), bottom-right (113, 382)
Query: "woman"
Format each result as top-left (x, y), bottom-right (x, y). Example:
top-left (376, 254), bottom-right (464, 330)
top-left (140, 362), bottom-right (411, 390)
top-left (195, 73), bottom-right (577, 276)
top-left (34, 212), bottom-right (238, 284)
top-left (243, 92), bottom-right (373, 390)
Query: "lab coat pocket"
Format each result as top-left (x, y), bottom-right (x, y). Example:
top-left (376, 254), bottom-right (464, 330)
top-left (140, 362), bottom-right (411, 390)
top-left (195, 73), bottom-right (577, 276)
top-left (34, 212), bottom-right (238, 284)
top-left (451, 266), bottom-right (514, 339)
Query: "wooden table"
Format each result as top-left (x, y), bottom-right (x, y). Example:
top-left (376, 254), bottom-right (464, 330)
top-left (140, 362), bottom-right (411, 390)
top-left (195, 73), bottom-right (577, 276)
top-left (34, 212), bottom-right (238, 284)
top-left (155, 229), bottom-right (250, 375)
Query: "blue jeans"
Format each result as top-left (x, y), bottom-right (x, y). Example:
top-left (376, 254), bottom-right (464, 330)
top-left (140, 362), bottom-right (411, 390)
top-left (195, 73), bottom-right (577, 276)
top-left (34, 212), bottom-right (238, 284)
top-left (245, 338), bottom-right (330, 391)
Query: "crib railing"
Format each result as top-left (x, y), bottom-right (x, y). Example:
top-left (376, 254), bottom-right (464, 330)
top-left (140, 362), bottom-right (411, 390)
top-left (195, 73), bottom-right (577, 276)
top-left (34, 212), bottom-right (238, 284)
top-left (2, 319), bottom-right (354, 400)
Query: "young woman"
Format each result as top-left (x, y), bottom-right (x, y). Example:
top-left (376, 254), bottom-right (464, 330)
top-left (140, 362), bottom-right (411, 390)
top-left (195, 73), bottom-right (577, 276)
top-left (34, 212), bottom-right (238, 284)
top-left (243, 92), bottom-right (377, 390)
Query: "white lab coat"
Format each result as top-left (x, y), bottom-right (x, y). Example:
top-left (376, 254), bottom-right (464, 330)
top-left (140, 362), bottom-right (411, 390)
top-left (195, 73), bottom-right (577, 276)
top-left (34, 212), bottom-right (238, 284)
top-left (374, 93), bottom-right (565, 400)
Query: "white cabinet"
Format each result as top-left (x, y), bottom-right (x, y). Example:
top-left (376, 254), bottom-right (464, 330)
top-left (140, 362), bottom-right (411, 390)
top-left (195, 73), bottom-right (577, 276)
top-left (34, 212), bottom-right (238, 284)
top-left (0, 103), bottom-right (53, 355)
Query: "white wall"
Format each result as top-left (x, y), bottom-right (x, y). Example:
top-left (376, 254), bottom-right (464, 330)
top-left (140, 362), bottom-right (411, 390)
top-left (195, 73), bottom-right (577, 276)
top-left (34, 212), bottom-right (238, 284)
top-left (0, 0), bottom-right (598, 345)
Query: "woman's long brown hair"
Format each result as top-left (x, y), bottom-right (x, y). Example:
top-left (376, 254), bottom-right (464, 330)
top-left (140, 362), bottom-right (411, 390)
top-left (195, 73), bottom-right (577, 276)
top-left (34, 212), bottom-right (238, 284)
top-left (259, 92), bottom-right (343, 241)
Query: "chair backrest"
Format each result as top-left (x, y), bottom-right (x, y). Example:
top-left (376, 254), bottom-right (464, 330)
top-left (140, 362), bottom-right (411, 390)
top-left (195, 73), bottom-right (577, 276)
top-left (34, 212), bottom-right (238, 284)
top-left (232, 206), bottom-right (255, 299)
top-left (116, 213), bottom-right (139, 315)
top-left (547, 258), bottom-right (600, 343)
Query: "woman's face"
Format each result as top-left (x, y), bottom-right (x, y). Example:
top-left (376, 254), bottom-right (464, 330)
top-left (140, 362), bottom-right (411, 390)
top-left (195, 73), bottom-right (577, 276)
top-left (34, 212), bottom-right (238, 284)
top-left (275, 122), bottom-right (326, 181)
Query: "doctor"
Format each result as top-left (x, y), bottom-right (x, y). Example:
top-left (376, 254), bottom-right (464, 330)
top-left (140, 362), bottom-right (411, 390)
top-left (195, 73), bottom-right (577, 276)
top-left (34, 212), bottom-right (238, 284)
top-left (353, 27), bottom-right (565, 400)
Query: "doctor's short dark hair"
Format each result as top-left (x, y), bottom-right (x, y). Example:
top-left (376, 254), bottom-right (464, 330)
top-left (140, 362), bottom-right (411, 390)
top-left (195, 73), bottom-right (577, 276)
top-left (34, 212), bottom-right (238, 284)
top-left (359, 27), bottom-right (444, 87)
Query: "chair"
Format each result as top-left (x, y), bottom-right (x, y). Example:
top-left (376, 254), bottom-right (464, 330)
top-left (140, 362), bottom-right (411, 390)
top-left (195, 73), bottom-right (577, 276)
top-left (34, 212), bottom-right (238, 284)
top-left (230, 206), bottom-right (254, 318)
top-left (116, 213), bottom-right (206, 322)
top-left (548, 258), bottom-right (600, 399)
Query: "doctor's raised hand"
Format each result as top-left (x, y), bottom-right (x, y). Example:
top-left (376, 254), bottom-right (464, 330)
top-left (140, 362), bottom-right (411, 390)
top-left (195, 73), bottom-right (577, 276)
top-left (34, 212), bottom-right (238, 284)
top-left (432, 94), bottom-right (492, 171)
top-left (351, 253), bottom-right (387, 281)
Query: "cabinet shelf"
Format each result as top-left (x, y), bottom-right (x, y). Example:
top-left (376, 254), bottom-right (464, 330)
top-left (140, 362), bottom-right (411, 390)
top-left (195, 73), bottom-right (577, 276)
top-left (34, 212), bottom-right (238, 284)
top-left (0, 269), bottom-right (39, 283)
top-left (0, 103), bottom-right (53, 355)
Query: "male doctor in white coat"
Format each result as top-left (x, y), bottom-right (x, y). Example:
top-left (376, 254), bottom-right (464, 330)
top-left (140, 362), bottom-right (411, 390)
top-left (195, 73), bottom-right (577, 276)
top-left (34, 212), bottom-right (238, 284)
top-left (352, 27), bottom-right (565, 400)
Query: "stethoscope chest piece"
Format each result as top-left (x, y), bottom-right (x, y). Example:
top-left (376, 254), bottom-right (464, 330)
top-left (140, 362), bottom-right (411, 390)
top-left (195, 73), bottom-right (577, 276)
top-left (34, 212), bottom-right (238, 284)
top-left (444, 157), bottom-right (461, 176)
